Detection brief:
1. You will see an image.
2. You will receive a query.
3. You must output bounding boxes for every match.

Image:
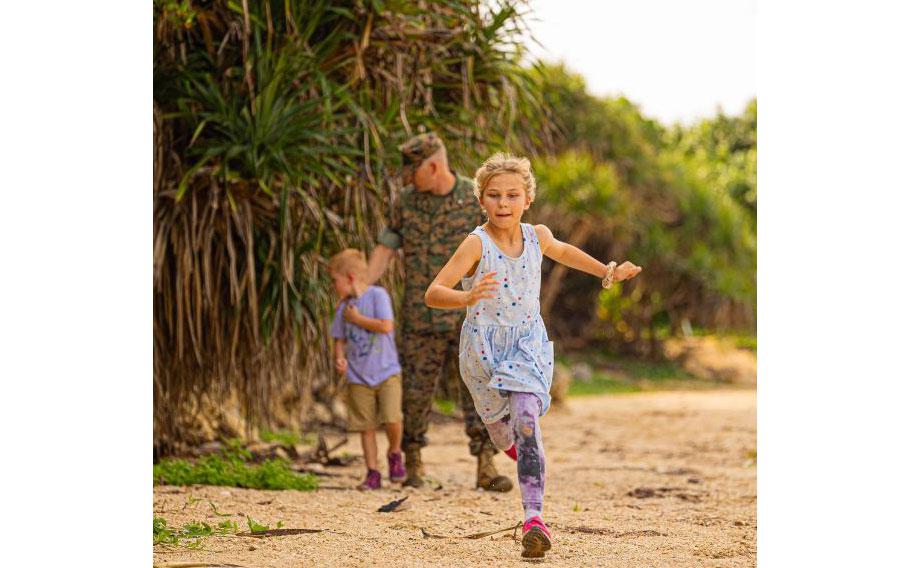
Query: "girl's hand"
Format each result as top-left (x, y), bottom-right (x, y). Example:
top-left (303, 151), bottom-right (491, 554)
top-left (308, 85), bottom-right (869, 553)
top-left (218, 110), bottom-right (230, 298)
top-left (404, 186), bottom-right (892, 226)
top-left (466, 271), bottom-right (499, 306)
top-left (615, 261), bottom-right (642, 281)
top-left (342, 304), bottom-right (361, 324)
top-left (335, 357), bottom-right (348, 374)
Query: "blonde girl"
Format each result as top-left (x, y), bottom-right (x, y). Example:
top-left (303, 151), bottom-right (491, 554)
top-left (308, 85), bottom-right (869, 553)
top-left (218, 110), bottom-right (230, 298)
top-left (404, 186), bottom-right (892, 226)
top-left (424, 153), bottom-right (642, 559)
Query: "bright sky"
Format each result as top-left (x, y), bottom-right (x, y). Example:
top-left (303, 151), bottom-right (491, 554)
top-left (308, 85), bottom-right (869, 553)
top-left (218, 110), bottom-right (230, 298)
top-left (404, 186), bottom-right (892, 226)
top-left (525, 0), bottom-right (756, 125)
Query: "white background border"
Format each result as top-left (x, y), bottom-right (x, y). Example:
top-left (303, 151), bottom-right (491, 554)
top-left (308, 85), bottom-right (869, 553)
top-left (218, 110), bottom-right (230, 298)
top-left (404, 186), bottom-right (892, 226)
top-left (1, 1), bottom-right (909, 565)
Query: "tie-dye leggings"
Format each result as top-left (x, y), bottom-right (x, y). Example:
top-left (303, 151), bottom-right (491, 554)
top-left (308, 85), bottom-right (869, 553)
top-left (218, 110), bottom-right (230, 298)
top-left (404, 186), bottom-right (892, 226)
top-left (484, 392), bottom-right (545, 519)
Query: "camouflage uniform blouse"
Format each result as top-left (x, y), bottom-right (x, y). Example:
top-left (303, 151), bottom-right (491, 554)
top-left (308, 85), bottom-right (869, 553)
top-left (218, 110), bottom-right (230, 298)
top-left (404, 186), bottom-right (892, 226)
top-left (379, 173), bottom-right (483, 335)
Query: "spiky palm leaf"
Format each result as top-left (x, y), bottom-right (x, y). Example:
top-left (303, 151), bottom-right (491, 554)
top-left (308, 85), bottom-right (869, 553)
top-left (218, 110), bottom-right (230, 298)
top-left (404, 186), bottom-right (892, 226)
top-left (153, 0), bottom-right (550, 453)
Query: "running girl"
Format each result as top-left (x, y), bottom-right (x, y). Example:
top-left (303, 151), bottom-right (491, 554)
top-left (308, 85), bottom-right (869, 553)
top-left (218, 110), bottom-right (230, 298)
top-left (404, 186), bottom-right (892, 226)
top-left (424, 153), bottom-right (642, 559)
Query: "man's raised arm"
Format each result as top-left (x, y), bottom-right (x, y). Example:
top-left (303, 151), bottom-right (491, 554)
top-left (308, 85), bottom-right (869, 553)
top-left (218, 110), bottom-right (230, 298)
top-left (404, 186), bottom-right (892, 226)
top-left (366, 244), bottom-right (396, 286)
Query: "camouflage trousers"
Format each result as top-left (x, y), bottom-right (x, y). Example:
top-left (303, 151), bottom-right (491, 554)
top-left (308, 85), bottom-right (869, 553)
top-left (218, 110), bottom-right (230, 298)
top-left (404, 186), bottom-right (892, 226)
top-left (400, 328), bottom-right (496, 457)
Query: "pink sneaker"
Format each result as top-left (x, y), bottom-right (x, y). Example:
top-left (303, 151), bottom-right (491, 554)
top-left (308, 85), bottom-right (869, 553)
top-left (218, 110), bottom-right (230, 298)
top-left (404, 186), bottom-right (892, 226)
top-left (521, 516), bottom-right (552, 559)
top-left (357, 469), bottom-right (381, 490)
top-left (388, 451), bottom-right (406, 482)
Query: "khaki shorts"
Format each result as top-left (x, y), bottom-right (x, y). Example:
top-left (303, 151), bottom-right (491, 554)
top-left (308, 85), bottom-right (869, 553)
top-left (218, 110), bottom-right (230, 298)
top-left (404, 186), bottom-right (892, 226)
top-left (345, 374), bottom-right (403, 432)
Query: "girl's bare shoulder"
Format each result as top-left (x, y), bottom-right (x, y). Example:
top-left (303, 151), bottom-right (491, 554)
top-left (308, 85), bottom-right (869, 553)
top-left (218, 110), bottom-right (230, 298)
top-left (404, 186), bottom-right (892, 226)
top-left (533, 224), bottom-right (555, 245)
top-left (459, 233), bottom-right (483, 258)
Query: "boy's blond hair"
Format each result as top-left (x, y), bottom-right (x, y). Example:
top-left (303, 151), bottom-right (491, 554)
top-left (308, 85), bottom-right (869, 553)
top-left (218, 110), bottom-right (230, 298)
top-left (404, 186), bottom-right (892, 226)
top-left (328, 249), bottom-right (368, 279)
top-left (472, 152), bottom-right (537, 201)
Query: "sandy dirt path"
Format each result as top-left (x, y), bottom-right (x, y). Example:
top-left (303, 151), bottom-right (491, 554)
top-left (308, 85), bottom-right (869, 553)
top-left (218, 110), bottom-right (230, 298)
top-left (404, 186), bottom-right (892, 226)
top-left (154, 389), bottom-right (756, 567)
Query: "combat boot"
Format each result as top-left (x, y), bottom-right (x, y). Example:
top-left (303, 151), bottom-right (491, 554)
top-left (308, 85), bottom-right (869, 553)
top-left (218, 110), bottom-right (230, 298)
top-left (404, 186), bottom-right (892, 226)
top-left (403, 447), bottom-right (425, 488)
top-left (477, 447), bottom-right (513, 492)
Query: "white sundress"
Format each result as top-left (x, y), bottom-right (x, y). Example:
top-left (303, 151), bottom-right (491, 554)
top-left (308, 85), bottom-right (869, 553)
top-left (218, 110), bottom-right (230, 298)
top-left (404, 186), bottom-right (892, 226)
top-left (459, 223), bottom-right (555, 424)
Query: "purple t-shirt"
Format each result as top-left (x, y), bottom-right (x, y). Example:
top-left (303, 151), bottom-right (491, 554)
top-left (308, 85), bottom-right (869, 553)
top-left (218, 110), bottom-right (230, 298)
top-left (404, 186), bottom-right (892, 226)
top-left (330, 286), bottom-right (402, 387)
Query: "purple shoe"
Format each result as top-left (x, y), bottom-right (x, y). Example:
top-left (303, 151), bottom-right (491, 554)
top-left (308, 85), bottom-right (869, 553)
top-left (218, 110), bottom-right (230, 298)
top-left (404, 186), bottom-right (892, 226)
top-left (388, 451), bottom-right (406, 483)
top-left (358, 469), bottom-right (381, 490)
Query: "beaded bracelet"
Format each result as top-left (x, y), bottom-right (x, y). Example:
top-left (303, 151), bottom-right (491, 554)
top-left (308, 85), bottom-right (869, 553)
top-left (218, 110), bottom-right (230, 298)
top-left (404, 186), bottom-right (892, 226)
top-left (602, 261), bottom-right (618, 289)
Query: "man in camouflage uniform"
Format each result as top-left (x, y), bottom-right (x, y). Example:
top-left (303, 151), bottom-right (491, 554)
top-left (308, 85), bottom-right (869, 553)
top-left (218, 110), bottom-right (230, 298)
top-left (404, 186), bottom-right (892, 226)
top-left (366, 132), bottom-right (512, 492)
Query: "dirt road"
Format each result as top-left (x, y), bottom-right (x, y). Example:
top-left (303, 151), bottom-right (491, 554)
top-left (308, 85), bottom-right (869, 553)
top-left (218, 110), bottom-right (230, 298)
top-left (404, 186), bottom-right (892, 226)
top-left (154, 389), bottom-right (756, 567)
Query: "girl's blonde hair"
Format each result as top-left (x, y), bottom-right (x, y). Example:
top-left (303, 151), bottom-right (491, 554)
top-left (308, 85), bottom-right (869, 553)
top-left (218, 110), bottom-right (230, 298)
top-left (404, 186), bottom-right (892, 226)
top-left (472, 152), bottom-right (537, 201)
top-left (328, 248), bottom-right (368, 279)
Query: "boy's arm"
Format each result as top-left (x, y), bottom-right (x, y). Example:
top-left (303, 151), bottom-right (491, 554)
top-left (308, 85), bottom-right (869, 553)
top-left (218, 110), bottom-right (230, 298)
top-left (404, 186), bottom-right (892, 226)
top-left (535, 224), bottom-right (642, 281)
top-left (333, 339), bottom-right (348, 374)
top-left (425, 235), bottom-right (498, 309)
top-left (343, 306), bottom-right (394, 334)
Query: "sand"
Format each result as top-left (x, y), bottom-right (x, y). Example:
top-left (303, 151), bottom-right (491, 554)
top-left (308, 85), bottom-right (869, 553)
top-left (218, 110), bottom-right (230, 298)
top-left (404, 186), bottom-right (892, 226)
top-left (154, 389), bottom-right (756, 567)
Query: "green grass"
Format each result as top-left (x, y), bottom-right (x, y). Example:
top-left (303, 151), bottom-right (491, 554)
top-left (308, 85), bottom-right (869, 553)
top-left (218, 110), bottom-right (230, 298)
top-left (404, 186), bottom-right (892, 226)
top-left (614, 359), bottom-right (695, 382)
top-left (567, 371), bottom-right (642, 397)
top-left (688, 327), bottom-right (757, 352)
top-left (260, 428), bottom-right (301, 446)
top-left (733, 336), bottom-right (757, 352)
top-left (246, 516), bottom-right (283, 533)
top-left (154, 516), bottom-right (238, 548)
top-left (152, 515), bottom-right (285, 548)
top-left (154, 444), bottom-right (318, 491)
top-left (433, 398), bottom-right (457, 416)
top-left (208, 501), bottom-right (232, 517)
top-left (561, 352), bottom-right (715, 397)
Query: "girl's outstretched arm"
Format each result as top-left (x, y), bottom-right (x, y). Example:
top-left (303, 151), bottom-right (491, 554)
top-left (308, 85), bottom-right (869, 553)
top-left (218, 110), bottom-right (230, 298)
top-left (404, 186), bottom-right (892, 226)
top-left (425, 235), bottom-right (500, 309)
top-left (535, 224), bottom-right (642, 282)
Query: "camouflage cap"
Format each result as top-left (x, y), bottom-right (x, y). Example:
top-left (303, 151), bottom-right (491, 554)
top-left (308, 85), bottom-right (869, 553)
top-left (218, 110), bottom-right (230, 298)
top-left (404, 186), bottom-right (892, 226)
top-left (398, 132), bottom-right (443, 178)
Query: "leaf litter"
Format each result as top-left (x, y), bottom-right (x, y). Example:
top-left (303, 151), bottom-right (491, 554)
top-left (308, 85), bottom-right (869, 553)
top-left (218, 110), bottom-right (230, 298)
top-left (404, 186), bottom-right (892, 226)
top-left (377, 496), bottom-right (409, 512)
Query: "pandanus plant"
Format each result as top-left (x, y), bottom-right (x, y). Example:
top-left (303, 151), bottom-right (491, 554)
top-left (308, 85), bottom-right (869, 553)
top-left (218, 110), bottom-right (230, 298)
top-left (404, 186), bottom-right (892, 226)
top-left (153, 0), bottom-right (552, 453)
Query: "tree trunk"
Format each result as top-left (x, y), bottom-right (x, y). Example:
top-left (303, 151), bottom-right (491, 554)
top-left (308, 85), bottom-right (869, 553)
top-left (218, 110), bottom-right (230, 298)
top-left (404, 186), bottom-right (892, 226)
top-left (540, 216), bottom-right (594, 319)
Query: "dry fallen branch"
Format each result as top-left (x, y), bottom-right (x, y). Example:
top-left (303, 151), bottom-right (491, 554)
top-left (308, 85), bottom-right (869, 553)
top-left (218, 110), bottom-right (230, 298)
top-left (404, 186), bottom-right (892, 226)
top-left (304, 433), bottom-right (351, 466)
top-left (463, 522), bottom-right (522, 540)
top-left (616, 529), bottom-right (668, 538)
top-left (420, 522), bottom-right (522, 540)
top-left (420, 527), bottom-right (445, 539)
top-left (557, 525), bottom-right (615, 536)
top-left (236, 528), bottom-right (323, 538)
top-left (553, 524), bottom-right (668, 538)
top-left (627, 486), bottom-right (704, 502)
top-left (154, 563), bottom-right (248, 568)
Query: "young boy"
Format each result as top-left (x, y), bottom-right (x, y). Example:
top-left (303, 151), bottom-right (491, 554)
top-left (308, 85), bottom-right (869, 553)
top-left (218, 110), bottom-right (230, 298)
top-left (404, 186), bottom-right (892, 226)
top-left (328, 249), bottom-right (406, 489)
